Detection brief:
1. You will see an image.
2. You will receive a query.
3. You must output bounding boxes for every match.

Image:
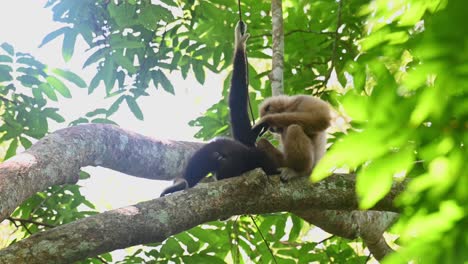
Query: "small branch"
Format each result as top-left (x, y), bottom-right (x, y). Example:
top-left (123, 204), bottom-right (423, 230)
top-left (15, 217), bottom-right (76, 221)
top-left (284, 29), bottom-right (337, 38)
top-left (7, 217), bottom-right (55, 228)
top-left (317, 235), bottom-right (335, 245)
top-left (250, 215), bottom-right (278, 264)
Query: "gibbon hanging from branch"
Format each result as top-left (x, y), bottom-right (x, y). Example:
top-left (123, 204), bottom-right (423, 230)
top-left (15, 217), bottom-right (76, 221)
top-left (160, 21), bottom-right (281, 196)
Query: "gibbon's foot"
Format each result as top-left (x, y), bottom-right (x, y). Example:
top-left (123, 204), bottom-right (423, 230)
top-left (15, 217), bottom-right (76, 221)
top-left (279, 168), bottom-right (304, 182)
top-left (160, 178), bottom-right (189, 197)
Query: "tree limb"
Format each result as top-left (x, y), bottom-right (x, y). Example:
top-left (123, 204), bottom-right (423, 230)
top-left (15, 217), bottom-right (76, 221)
top-left (0, 124), bottom-right (403, 261)
top-left (0, 124), bottom-right (201, 222)
top-left (0, 170), bottom-right (403, 263)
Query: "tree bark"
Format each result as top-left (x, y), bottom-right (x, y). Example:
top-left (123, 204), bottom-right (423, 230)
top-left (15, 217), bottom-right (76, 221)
top-left (0, 124), bottom-right (403, 261)
top-left (271, 0), bottom-right (284, 96)
top-left (0, 169), bottom-right (403, 263)
top-left (0, 124), bottom-right (201, 222)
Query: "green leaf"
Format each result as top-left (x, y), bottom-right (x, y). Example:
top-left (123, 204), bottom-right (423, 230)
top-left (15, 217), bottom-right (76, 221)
top-left (102, 60), bottom-right (115, 93)
top-left (39, 83), bottom-right (58, 101)
top-left (160, 237), bottom-right (183, 257)
top-left (83, 48), bottom-right (109, 68)
top-left (192, 62), bottom-right (205, 84)
top-left (88, 74), bottom-right (101, 94)
top-left (341, 91), bottom-right (369, 122)
top-left (107, 96), bottom-right (125, 116)
top-left (16, 56), bottom-right (45, 70)
top-left (69, 117), bottom-right (89, 126)
top-left (1, 42), bottom-right (14, 56)
top-left (86, 108), bottom-right (107, 118)
top-left (113, 52), bottom-right (137, 74)
top-left (62, 30), bottom-right (77, 62)
top-left (110, 37), bottom-right (145, 49)
top-left (180, 255), bottom-right (225, 264)
top-left (156, 70), bottom-right (175, 94)
top-left (39, 27), bottom-right (69, 48)
top-left (47, 76), bottom-right (72, 98)
top-left (52, 68), bottom-right (87, 88)
top-left (5, 138), bottom-right (18, 160)
top-left (125, 96), bottom-right (144, 120)
top-left (43, 108), bottom-right (65, 123)
top-left (0, 55), bottom-right (13, 63)
top-left (357, 147), bottom-right (414, 209)
top-left (19, 137), bottom-right (32, 149)
top-left (91, 118), bottom-right (118, 125)
top-left (312, 129), bottom-right (390, 182)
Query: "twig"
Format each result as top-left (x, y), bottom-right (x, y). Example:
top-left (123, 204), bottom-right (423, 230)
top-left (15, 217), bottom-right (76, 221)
top-left (7, 217), bottom-right (55, 228)
top-left (284, 29), bottom-right (337, 37)
top-left (249, 215), bottom-right (278, 264)
top-left (96, 255), bottom-right (109, 264)
top-left (317, 235), bottom-right (335, 245)
top-left (249, 30), bottom-right (336, 40)
top-left (18, 219), bottom-right (32, 235)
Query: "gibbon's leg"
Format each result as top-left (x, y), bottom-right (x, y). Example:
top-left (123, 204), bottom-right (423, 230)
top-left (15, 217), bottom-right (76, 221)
top-left (280, 124), bottom-right (314, 182)
top-left (312, 131), bottom-right (327, 167)
top-left (254, 112), bottom-right (330, 134)
top-left (256, 138), bottom-right (285, 168)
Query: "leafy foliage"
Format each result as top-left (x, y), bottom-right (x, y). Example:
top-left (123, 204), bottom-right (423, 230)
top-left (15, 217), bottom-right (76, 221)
top-left (0, 0), bottom-right (466, 263)
top-left (312, 0), bottom-right (467, 262)
top-left (0, 43), bottom-right (87, 160)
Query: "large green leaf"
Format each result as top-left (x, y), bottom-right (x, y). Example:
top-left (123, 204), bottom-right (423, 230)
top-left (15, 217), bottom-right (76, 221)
top-left (52, 68), bottom-right (87, 88)
top-left (46, 76), bottom-right (72, 98)
top-left (125, 96), bottom-right (143, 120)
top-left (39, 26), bottom-right (69, 48)
top-left (62, 29), bottom-right (77, 62)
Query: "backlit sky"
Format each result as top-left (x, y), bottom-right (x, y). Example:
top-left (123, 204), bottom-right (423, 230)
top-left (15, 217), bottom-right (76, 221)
top-left (0, 1), bottom-right (225, 209)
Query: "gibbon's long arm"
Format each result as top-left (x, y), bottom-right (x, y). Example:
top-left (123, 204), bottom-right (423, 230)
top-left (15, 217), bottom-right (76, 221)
top-left (160, 21), bottom-right (281, 197)
top-left (229, 21), bottom-right (259, 147)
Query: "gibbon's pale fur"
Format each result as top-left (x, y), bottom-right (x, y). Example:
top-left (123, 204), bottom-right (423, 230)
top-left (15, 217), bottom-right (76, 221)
top-left (253, 95), bottom-right (331, 181)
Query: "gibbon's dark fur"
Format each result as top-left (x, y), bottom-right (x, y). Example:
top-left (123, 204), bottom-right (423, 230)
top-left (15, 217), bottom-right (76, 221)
top-left (160, 21), bottom-right (281, 197)
top-left (253, 95), bottom-right (332, 181)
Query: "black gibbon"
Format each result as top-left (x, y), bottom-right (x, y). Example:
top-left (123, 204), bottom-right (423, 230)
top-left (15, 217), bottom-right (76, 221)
top-left (160, 21), bottom-right (281, 197)
top-left (253, 95), bottom-right (331, 181)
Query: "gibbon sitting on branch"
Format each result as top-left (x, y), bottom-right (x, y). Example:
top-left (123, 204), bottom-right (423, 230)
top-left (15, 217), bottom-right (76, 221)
top-left (253, 95), bottom-right (331, 181)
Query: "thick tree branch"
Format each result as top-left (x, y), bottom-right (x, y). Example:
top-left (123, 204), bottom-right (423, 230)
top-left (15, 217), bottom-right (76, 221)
top-left (0, 171), bottom-right (404, 263)
top-left (0, 124), bottom-right (201, 222)
top-left (0, 124), bottom-right (402, 261)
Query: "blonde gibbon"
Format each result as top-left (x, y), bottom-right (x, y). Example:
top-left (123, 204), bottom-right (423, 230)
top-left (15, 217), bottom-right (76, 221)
top-left (253, 95), bottom-right (331, 181)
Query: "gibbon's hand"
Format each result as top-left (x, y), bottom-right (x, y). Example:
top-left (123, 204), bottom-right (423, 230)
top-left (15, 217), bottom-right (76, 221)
top-left (252, 119), bottom-right (270, 137)
top-left (235, 21), bottom-right (250, 49)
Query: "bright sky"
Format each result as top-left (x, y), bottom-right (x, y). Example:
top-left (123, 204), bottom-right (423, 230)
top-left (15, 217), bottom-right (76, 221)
top-left (0, 1), bottom-right (224, 210)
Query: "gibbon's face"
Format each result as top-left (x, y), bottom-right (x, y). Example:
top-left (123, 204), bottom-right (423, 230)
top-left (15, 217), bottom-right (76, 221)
top-left (259, 96), bottom-right (290, 134)
top-left (259, 96), bottom-right (289, 117)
